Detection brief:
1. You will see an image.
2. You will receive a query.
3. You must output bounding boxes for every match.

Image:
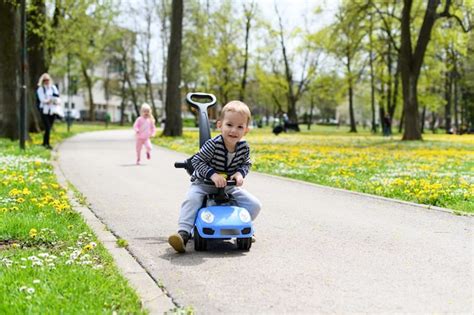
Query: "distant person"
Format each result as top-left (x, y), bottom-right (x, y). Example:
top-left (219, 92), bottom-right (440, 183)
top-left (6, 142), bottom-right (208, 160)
top-left (133, 103), bottom-right (156, 165)
top-left (36, 73), bottom-right (61, 149)
top-left (383, 113), bottom-right (392, 137)
top-left (168, 100), bottom-right (262, 253)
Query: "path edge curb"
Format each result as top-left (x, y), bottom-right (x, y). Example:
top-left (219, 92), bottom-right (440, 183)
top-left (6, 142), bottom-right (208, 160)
top-left (52, 150), bottom-right (176, 314)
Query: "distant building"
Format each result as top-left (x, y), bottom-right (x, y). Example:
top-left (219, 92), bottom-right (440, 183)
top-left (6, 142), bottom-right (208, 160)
top-left (56, 28), bottom-right (163, 123)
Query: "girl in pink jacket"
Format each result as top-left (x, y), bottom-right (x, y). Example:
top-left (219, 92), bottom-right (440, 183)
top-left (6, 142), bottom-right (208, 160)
top-left (133, 103), bottom-right (156, 164)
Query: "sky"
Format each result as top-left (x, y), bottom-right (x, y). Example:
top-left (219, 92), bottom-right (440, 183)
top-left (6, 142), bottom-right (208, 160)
top-left (256, 0), bottom-right (340, 29)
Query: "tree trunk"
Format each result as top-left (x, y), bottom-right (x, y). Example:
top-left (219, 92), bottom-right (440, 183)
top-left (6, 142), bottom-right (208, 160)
top-left (27, 0), bottom-right (47, 133)
top-left (345, 53), bottom-right (357, 133)
top-left (124, 61), bottom-right (140, 117)
top-left (369, 12), bottom-right (376, 133)
top-left (119, 55), bottom-right (127, 126)
top-left (453, 70), bottom-right (459, 133)
top-left (307, 96), bottom-right (314, 130)
top-left (81, 64), bottom-right (95, 121)
top-left (444, 70), bottom-right (452, 133)
top-left (145, 73), bottom-right (159, 119)
top-left (398, 106), bottom-right (404, 133)
top-left (420, 105), bottom-right (426, 133)
top-left (276, 7), bottom-right (297, 123)
top-left (430, 112), bottom-right (437, 133)
top-left (390, 62), bottom-right (400, 119)
top-left (401, 73), bottom-right (421, 140)
top-left (239, 3), bottom-right (254, 101)
top-left (0, 0), bottom-right (20, 140)
top-left (160, 0), bottom-right (169, 108)
top-left (400, 0), bottom-right (447, 140)
top-left (163, 0), bottom-right (183, 137)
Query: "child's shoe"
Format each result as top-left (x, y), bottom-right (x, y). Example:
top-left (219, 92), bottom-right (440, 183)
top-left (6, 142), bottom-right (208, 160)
top-left (168, 230), bottom-right (189, 253)
top-left (136, 159), bottom-right (140, 165)
top-left (146, 152), bottom-right (151, 160)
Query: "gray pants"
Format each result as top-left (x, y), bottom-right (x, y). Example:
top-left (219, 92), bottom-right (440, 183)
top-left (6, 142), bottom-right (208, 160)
top-left (178, 182), bottom-right (262, 233)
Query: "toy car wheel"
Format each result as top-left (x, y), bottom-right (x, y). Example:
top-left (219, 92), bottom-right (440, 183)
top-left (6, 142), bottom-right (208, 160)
top-left (236, 237), bottom-right (252, 251)
top-left (194, 226), bottom-right (207, 251)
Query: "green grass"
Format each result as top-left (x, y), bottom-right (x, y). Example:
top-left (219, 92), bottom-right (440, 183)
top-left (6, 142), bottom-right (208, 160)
top-left (155, 125), bottom-right (474, 213)
top-left (116, 239), bottom-right (128, 248)
top-left (0, 122), bottom-right (146, 314)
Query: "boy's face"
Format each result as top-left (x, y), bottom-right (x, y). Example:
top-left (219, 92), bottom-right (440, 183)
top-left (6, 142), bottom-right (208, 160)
top-left (217, 111), bottom-right (249, 150)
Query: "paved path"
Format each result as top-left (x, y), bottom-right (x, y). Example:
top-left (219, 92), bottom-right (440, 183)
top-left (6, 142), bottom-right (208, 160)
top-left (57, 129), bottom-right (473, 314)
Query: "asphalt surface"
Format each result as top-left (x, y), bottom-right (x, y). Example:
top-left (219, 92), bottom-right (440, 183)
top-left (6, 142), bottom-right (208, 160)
top-left (57, 129), bottom-right (473, 314)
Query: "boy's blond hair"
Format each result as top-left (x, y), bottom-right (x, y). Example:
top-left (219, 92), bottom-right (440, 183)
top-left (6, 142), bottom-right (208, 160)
top-left (219, 101), bottom-right (251, 126)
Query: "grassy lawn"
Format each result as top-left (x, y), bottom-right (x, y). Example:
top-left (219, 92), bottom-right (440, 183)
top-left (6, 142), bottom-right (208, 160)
top-left (155, 125), bottom-right (474, 213)
top-left (0, 122), bottom-right (146, 314)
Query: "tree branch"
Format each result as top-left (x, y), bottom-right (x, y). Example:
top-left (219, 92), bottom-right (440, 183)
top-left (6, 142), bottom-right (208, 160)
top-left (437, 0), bottom-right (473, 33)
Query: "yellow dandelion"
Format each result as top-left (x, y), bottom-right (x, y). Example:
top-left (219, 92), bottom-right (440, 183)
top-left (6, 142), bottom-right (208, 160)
top-left (29, 228), bottom-right (38, 238)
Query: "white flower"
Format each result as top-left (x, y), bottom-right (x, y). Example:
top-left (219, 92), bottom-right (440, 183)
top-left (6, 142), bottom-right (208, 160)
top-left (32, 260), bottom-right (43, 267)
top-left (19, 286), bottom-right (28, 292)
top-left (69, 250), bottom-right (81, 260)
top-left (33, 279), bottom-right (41, 284)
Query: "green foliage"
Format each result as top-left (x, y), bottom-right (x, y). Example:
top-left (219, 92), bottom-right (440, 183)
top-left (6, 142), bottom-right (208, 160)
top-left (155, 128), bottom-right (474, 213)
top-left (0, 128), bottom-right (145, 313)
top-left (116, 239), bottom-right (128, 248)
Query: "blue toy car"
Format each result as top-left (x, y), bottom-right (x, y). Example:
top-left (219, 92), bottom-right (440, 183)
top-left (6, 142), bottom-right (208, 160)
top-left (193, 180), bottom-right (253, 251)
top-left (174, 93), bottom-right (254, 251)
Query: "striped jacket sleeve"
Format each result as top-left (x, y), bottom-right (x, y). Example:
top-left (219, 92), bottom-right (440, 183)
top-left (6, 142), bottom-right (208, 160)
top-left (236, 145), bottom-right (251, 177)
top-left (191, 139), bottom-right (217, 179)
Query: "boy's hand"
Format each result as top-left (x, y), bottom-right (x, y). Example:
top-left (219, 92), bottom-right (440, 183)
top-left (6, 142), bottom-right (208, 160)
top-left (210, 173), bottom-right (227, 188)
top-left (230, 172), bottom-right (244, 186)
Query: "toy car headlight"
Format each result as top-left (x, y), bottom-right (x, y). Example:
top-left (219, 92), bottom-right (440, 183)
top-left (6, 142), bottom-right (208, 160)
top-left (239, 209), bottom-right (251, 223)
top-left (200, 210), bottom-right (214, 223)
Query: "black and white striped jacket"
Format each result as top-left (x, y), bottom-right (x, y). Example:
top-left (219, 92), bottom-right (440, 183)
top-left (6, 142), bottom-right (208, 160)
top-left (191, 135), bottom-right (251, 181)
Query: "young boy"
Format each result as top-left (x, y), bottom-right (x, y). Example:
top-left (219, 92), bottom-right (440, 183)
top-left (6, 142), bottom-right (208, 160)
top-left (168, 100), bottom-right (262, 253)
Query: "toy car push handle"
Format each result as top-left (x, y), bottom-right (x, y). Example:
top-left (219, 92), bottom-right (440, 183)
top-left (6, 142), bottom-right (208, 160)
top-left (185, 92), bottom-right (217, 148)
top-left (174, 162), bottom-right (187, 168)
top-left (174, 159), bottom-right (194, 176)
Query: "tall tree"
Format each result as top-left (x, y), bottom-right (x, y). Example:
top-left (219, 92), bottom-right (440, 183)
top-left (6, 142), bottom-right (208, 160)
top-left (163, 0), bottom-right (183, 137)
top-left (330, 2), bottom-right (366, 132)
top-left (134, 0), bottom-right (159, 119)
top-left (399, 0), bottom-right (472, 140)
top-left (274, 3), bottom-right (318, 124)
top-left (239, 1), bottom-right (256, 101)
top-left (157, 0), bottom-right (170, 106)
top-left (460, 32), bottom-right (474, 131)
top-left (0, 0), bottom-right (20, 140)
